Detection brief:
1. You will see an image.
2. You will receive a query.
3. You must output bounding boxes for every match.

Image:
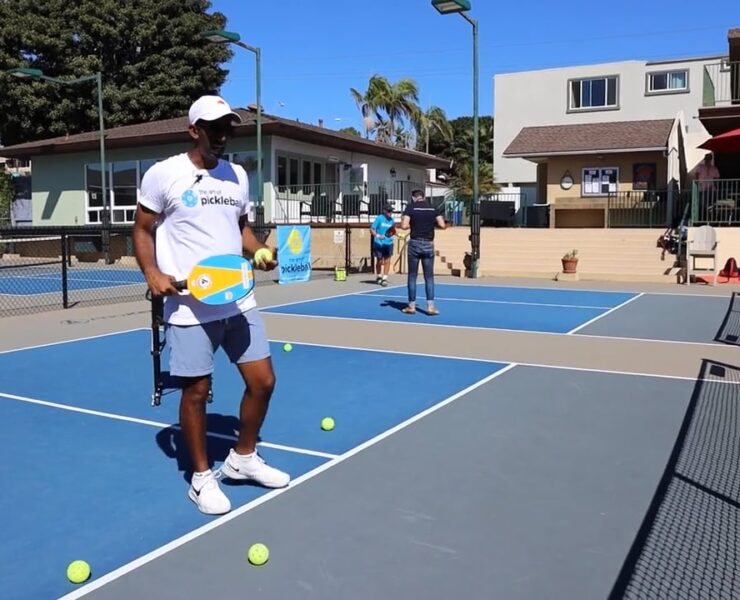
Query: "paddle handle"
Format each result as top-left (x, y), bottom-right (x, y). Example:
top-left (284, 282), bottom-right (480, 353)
top-left (173, 280), bottom-right (187, 292)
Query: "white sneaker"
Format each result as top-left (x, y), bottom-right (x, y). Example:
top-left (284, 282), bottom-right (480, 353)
top-left (220, 449), bottom-right (290, 488)
top-left (188, 472), bottom-right (231, 515)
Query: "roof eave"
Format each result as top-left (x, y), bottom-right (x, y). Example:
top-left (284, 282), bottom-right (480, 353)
top-left (264, 122), bottom-right (449, 168)
top-left (1, 120), bottom-right (450, 168)
top-left (504, 146), bottom-right (668, 159)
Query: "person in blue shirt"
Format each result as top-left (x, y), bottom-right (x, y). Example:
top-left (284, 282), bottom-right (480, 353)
top-left (370, 204), bottom-right (396, 286)
top-left (399, 189), bottom-right (447, 315)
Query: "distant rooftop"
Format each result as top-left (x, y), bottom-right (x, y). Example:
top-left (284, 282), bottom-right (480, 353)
top-left (503, 119), bottom-right (674, 157)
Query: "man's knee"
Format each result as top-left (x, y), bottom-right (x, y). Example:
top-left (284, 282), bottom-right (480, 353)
top-left (243, 365), bottom-right (276, 399)
top-left (181, 376), bottom-right (211, 405)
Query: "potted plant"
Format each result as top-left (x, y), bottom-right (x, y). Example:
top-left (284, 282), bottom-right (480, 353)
top-left (561, 249), bottom-right (578, 273)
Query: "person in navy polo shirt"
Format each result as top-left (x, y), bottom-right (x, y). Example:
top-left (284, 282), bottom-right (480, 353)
top-left (398, 188), bottom-right (447, 315)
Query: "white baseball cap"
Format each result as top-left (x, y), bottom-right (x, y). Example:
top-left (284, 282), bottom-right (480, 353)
top-left (188, 95), bottom-right (242, 126)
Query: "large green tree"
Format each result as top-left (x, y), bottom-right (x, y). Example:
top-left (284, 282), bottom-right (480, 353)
top-left (0, 0), bottom-right (233, 146)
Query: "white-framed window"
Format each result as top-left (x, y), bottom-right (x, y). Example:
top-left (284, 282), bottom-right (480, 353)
top-left (646, 70), bottom-right (689, 94)
top-left (85, 159), bottom-right (163, 224)
top-left (275, 152), bottom-right (326, 194)
top-left (569, 76), bottom-right (618, 111)
top-left (582, 167), bottom-right (618, 196)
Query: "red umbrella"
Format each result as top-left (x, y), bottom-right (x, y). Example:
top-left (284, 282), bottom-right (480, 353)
top-left (699, 127), bottom-right (740, 153)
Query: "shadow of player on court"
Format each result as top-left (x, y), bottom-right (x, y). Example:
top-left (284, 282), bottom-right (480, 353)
top-left (156, 413), bottom-right (263, 485)
top-left (381, 299), bottom-right (410, 313)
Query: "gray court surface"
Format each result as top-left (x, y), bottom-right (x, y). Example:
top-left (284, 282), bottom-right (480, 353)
top-left (578, 292), bottom-right (732, 344)
top-left (4, 275), bottom-right (740, 600)
top-left (82, 367), bottom-right (696, 600)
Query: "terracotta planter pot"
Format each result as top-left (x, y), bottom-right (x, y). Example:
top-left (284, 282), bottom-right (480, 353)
top-left (561, 258), bottom-right (578, 273)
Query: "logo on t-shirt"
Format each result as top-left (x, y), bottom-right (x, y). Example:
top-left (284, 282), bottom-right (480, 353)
top-left (181, 189), bottom-right (198, 208)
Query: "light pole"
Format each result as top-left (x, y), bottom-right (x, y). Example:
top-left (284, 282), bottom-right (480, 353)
top-left (431, 0), bottom-right (479, 278)
top-left (202, 29), bottom-right (263, 222)
top-left (9, 67), bottom-right (109, 242)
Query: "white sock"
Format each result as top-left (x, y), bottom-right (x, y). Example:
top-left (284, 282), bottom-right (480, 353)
top-left (192, 469), bottom-right (213, 489)
top-left (233, 449), bottom-right (256, 460)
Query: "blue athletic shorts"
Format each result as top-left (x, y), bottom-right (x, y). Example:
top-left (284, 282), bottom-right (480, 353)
top-left (166, 307), bottom-right (271, 377)
top-left (372, 243), bottom-right (393, 259)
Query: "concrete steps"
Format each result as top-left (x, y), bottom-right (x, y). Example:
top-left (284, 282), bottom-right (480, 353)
top-left (430, 228), bottom-right (681, 283)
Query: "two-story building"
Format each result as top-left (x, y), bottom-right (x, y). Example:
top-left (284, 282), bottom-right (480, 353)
top-left (493, 40), bottom-right (739, 227)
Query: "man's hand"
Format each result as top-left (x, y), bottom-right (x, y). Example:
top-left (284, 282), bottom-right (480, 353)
top-left (254, 247), bottom-right (278, 272)
top-left (145, 269), bottom-right (178, 296)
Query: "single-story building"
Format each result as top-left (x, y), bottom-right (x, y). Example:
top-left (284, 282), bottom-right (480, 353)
top-left (0, 108), bottom-right (450, 227)
top-left (502, 117), bottom-right (686, 227)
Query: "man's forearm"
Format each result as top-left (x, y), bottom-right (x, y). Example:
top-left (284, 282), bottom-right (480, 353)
top-left (241, 225), bottom-right (267, 257)
top-left (133, 226), bottom-right (159, 276)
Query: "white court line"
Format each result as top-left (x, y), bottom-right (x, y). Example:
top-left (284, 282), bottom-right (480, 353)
top-left (0, 327), bottom-right (147, 355)
top-left (566, 293), bottom-right (645, 334)
top-left (368, 293), bottom-right (614, 310)
top-left (57, 364), bottom-right (516, 600)
top-left (262, 284), bottom-right (400, 310)
top-left (269, 337), bottom-right (740, 385)
top-left (0, 391), bottom-right (337, 460)
top-left (265, 311), bottom-right (728, 349)
top-left (427, 280), bottom-right (735, 299)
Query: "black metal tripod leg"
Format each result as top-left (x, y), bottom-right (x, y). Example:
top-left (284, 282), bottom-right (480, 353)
top-left (149, 292), bottom-right (165, 406)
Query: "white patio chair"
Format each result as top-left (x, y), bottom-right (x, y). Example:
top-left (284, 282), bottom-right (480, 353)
top-left (686, 225), bottom-right (718, 286)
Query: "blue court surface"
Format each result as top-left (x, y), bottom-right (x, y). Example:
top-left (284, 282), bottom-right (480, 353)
top-left (264, 283), bottom-right (737, 344)
top-left (0, 269), bottom-right (144, 296)
top-left (265, 284), bottom-right (638, 334)
top-left (0, 330), bottom-right (505, 599)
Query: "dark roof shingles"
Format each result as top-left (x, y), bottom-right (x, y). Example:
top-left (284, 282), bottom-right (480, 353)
top-left (503, 119), bottom-right (675, 156)
top-left (0, 108), bottom-right (446, 166)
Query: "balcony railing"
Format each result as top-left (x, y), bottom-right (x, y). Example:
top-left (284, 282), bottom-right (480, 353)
top-left (270, 180), bottom-right (425, 224)
top-left (702, 60), bottom-right (740, 108)
top-left (691, 179), bottom-right (740, 226)
top-left (606, 189), bottom-right (690, 228)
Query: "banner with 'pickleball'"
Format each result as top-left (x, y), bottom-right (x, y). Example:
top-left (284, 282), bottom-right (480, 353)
top-left (277, 225), bottom-right (311, 284)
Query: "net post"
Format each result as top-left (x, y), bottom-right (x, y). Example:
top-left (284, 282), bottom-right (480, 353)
top-left (61, 231), bottom-right (69, 308)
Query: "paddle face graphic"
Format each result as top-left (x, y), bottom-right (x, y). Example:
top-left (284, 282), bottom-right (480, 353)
top-left (175, 254), bottom-right (254, 305)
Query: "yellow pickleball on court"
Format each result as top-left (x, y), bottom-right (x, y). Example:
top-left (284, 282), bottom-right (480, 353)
top-left (247, 543), bottom-right (270, 566)
top-left (66, 560), bottom-right (91, 584)
top-left (321, 417), bottom-right (335, 431)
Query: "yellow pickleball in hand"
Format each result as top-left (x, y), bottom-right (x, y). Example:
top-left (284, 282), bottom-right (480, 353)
top-left (253, 248), bottom-right (273, 268)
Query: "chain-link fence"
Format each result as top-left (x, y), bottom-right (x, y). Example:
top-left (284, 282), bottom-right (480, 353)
top-left (0, 223), bottom-right (372, 317)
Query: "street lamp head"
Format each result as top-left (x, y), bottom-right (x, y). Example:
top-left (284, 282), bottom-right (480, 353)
top-left (201, 29), bottom-right (241, 44)
top-left (8, 67), bottom-right (45, 79)
top-left (431, 0), bottom-right (471, 14)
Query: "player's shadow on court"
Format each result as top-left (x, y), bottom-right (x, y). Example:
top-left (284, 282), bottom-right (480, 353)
top-left (608, 358), bottom-right (740, 599)
top-left (156, 413), bottom-right (262, 485)
top-left (381, 299), bottom-right (410, 313)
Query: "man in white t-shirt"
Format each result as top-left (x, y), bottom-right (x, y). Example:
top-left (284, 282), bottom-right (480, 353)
top-left (133, 95), bottom-right (289, 515)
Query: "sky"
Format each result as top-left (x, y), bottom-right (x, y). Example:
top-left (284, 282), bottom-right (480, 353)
top-left (211, 0), bottom-right (736, 132)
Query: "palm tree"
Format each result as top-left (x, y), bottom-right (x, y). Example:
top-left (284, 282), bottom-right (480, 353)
top-left (350, 75), bottom-right (421, 145)
top-left (414, 106), bottom-right (453, 154)
top-left (451, 160), bottom-right (499, 198)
